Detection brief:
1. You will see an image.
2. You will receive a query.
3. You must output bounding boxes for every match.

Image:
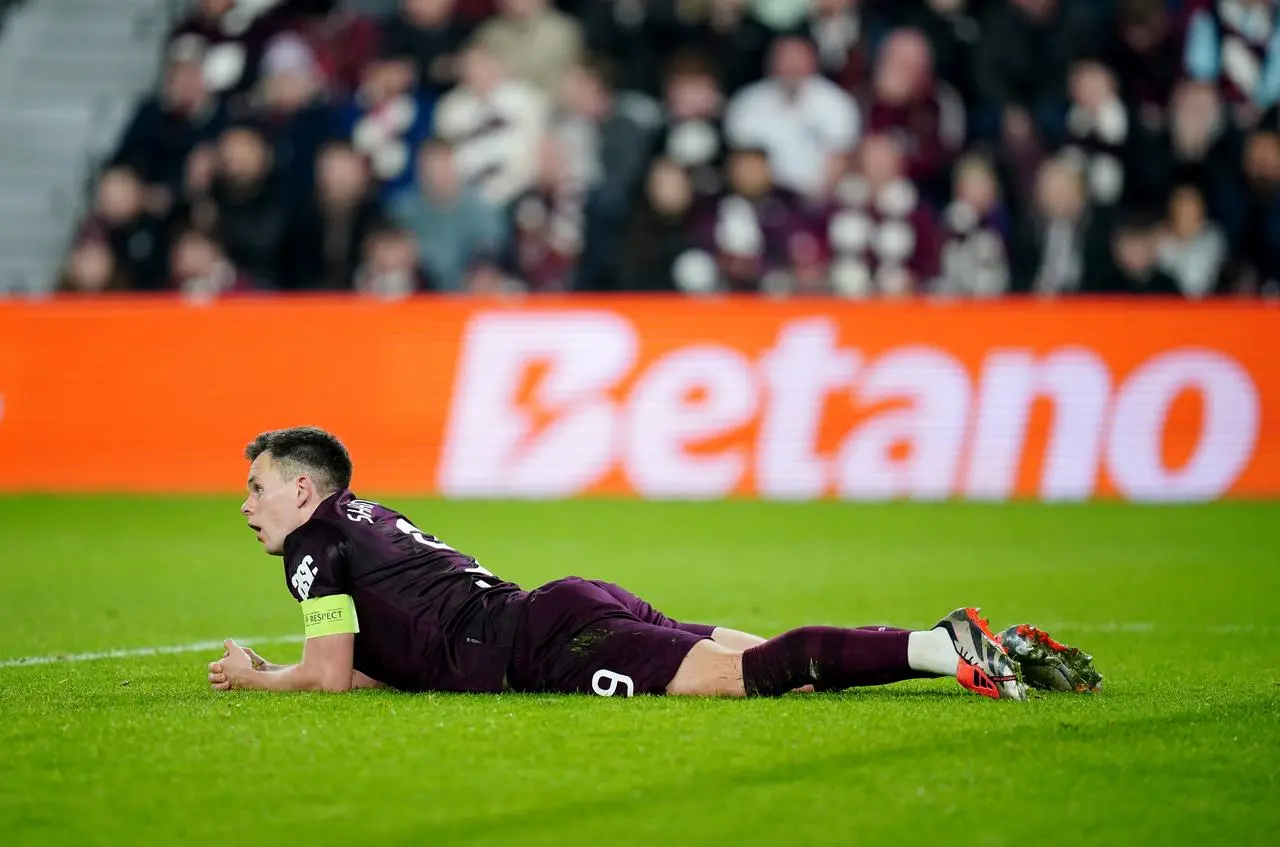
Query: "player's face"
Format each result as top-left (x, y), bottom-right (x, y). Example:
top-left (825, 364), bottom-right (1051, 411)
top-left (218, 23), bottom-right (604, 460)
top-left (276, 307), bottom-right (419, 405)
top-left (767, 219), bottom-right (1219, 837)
top-left (240, 452), bottom-right (309, 557)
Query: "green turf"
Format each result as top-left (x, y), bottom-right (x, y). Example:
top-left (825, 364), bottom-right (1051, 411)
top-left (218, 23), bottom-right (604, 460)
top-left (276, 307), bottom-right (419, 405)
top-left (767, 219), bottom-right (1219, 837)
top-left (1, 498), bottom-right (1278, 846)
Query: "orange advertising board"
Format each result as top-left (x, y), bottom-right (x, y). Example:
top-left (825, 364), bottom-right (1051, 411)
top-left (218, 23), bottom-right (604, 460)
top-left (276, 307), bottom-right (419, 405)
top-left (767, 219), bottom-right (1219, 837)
top-left (0, 296), bottom-right (1275, 500)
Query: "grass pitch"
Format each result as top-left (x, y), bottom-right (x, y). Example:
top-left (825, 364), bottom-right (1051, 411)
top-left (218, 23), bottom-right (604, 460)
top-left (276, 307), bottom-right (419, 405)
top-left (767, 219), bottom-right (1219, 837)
top-left (1, 497), bottom-right (1277, 846)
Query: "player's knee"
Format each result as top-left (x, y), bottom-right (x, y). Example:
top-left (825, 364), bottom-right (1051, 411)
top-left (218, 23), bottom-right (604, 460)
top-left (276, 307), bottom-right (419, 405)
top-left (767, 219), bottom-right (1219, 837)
top-left (665, 640), bottom-right (746, 697)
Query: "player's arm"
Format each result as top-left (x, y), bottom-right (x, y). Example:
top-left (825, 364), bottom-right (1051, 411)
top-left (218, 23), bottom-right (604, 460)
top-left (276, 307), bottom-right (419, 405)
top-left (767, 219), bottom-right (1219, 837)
top-left (352, 670), bottom-right (386, 688)
top-left (212, 591), bottom-right (366, 693)
top-left (223, 633), bottom-right (355, 692)
top-left (209, 641), bottom-right (386, 691)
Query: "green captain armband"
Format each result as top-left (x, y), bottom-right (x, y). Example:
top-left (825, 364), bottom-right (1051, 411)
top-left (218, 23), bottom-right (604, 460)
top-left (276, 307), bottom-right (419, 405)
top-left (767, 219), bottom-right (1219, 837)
top-left (300, 594), bottom-right (360, 639)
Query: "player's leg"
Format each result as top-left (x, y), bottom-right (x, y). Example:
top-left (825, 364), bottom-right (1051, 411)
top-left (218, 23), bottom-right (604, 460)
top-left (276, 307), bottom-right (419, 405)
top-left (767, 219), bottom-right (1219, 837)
top-left (666, 609), bottom-right (1026, 700)
top-left (707, 626), bottom-right (900, 652)
top-left (666, 640), bottom-right (746, 696)
top-left (706, 628), bottom-right (766, 650)
top-left (510, 577), bottom-right (719, 697)
top-left (665, 628), bottom-right (928, 697)
top-left (588, 580), bottom-right (765, 648)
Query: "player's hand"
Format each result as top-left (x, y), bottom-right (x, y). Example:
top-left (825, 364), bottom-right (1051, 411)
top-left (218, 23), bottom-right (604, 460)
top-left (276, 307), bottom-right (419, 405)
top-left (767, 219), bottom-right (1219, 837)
top-left (218, 644), bottom-right (270, 668)
top-left (208, 659), bottom-right (230, 691)
top-left (242, 646), bottom-right (270, 671)
top-left (211, 639), bottom-right (254, 690)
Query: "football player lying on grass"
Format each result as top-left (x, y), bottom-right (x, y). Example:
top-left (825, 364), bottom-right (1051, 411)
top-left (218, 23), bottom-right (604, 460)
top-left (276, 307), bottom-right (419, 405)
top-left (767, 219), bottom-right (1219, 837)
top-left (208, 427), bottom-right (1102, 701)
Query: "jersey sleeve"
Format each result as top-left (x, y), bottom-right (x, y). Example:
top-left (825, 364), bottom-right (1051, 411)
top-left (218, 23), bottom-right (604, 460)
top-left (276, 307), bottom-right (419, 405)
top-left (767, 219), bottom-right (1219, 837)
top-left (282, 521), bottom-right (360, 640)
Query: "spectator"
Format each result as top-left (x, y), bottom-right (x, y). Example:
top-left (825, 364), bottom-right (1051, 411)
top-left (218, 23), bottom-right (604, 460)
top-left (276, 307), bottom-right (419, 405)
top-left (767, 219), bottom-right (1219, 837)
top-left (353, 226), bottom-right (428, 298)
top-left (675, 0), bottom-right (774, 102)
top-left (282, 142), bottom-right (387, 290)
top-left (826, 133), bottom-right (941, 296)
top-left (55, 236), bottom-right (134, 294)
top-left (725, 35), bottom-right (861, 197)
top-left (1231, 130), bottom-right (1280, 292)
top-left (255, 34), bottom-right (334, 207)
top-left (1106, 0), bottom-right (1182, 130)
top-left (577, 0), bottom-right (670, 95)
top-left (83, 167), bottom-right (169, 291)
top-left (455, 0), bottom-right (497, 23)
top-left (972, 0), bottom-right (1101, 146)
top-left (292, 0), bottom-right (382, 99)
top-left (1061, 59), bottom-right (1132, 208)
top-left (690, 147), bottom-right (825, 293)
top-left (170, 0), bottom-right (291, 98)
top-left (204, 125), bottom-right (290, 287)
top-left (890, 0), bottom-right (982, 108)
top-left (654, 51), bottom-right (729, 197)
top-left (379, 0), bottom-right (471, 96)
top-left (508, 135), bottom-right (583, 291)
top-left (474, 0), bottom-right (585, 97)
top-left (433, 42), bottom-right (550, 206)
top-left (750, 0), bottom-right (810, 33)
top-left (936, 153), bottom-right (1012, 297)
top-left (387, 139), bottom-right (509, 291)
top-left (803, 0), bottom-right (882, 94)
top-left (1157, 183), bottom-right (1228, 298)
top-left (109, 40), bottom-right (230, 216)
top-left (555, 57), bottom-right (650, 221)
top-left (1184, 0), bottom-right (1280, 129)
top-left (556, 56), bottom-right (653, 289)
top-left (1092, 210), bottom-right (1182, 295)
top-left (337, 55), bottom-right (435, 199)
top-left (1132, 81), bottom-right (1246, 231)
top-left (617, 158), bottom-right (699, 292)
top-left (863, 27), bottom-right (966, 195)
top-left (1010, 156), bottom-right (1111, 294)
top-left (174, 142), bottom-right (219, 231)
top-left (168, 228), bottom-right (253, 301)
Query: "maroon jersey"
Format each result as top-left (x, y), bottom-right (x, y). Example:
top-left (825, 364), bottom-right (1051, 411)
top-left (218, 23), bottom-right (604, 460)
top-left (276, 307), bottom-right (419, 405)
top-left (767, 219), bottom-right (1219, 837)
top-left (282, 490), bottom-right (526, 692)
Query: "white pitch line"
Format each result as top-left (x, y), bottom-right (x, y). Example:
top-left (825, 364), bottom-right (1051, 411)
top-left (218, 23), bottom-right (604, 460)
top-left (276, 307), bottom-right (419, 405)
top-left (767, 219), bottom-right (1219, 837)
top-left (0, 634), bottom-right (304, 670)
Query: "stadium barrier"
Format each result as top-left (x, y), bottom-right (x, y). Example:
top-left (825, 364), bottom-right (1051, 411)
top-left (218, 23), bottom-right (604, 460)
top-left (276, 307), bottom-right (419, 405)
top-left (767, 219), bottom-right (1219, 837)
top-left (0, 297), bottom-right (1276, 500)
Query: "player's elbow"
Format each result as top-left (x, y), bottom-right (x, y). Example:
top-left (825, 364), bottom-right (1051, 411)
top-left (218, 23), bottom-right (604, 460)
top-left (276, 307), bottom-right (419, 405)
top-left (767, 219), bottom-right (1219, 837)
top-left (306, 664), bottom-right (354, 693)
top-left (312, 673), bottom-right (353, 693)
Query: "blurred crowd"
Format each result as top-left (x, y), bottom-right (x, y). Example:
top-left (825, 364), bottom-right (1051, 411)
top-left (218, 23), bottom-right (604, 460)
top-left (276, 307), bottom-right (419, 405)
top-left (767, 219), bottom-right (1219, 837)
top-left (57, 0), bottom-right (1280, 298)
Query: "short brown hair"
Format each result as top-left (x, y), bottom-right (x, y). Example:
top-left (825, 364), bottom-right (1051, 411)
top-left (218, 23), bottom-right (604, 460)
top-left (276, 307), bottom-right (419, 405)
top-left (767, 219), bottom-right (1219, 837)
top-left (244, 427), bottom-right (353, 493)
top-left (575, 54), bottom-right (618, 93)
top-left (665, 50), bottom-right (719, 85)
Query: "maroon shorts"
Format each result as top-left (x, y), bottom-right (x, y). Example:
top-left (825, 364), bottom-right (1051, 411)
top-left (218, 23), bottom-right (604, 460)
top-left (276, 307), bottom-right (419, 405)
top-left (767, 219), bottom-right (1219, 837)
top-left (507, 577), bottom-right (710, 697)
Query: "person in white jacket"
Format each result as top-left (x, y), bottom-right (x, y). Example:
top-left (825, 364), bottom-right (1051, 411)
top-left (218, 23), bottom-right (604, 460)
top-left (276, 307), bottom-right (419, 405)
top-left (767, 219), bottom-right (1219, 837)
top-left (724, 35), bottom-right (860, 198)
top-left (433, 41), bottom-right (551, 208)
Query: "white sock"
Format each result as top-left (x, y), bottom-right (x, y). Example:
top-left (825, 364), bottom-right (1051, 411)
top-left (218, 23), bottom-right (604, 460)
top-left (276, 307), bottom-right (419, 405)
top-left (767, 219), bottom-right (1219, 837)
top-left (907, 628), bottom-right (959, 677)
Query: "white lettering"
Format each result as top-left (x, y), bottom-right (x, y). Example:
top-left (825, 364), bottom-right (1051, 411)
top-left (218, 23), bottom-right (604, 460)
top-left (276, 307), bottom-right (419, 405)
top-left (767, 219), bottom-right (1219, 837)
top-left (836, 347), bottom-right (970, 500)
top-left (756, 319), bottom-right (858, 500)
top-left (623, 346), bottom-right (756, 498)
top-left (291, 555), bottom-right (317, 601)
top-left (345, 500), bottom-right (376, 523)
top-left (966, 348), bottom-right (1111, 501)
top-left (591, 669), bottom-right (635, 698)
top-left (435, 314), bottom-right (1262, 504)
top-left (395, 518), bottom-right (453, 550)
top-left (438, 313), bottom-right (635, 497)
top-left (1107, 350), bottom-right (1260, 501)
